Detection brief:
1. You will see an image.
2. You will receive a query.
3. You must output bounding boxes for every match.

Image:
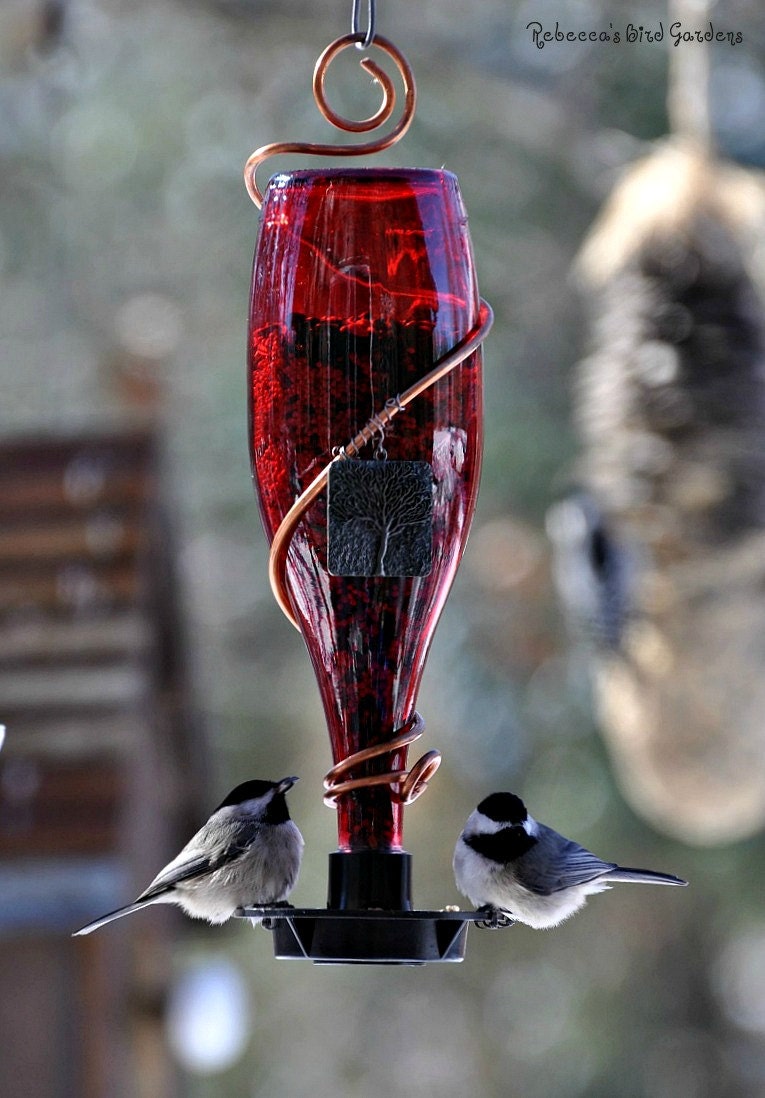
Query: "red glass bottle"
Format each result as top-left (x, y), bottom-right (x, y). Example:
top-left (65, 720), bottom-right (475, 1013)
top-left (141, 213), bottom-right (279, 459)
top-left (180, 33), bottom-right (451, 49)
top-left (248, 168), bottom-right (483, 863)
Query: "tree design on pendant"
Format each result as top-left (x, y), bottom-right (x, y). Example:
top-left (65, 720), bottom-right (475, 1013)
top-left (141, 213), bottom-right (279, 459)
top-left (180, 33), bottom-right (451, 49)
top-left (328, 460), bottom-right (434, 577)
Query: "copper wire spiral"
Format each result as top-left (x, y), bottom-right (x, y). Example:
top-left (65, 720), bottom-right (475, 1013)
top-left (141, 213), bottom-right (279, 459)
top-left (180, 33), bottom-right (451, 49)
top-left (268, 303), bottom-right (492, 806)
top-left (245, 30), bottom-right (493, 808)
top-left (323, 711), bottom-right (441, 807)
top-left (266, 301), bottom-right (494, 630)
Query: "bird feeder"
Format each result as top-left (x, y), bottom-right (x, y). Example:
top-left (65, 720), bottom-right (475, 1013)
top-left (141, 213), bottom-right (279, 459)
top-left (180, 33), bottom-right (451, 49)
top-left (239, 12), bottom-right (496, 963)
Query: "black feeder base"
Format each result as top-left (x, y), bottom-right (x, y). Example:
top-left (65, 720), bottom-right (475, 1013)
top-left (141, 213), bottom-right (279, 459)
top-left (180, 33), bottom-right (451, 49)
top-left (237, 851), bottom-right (513, 965)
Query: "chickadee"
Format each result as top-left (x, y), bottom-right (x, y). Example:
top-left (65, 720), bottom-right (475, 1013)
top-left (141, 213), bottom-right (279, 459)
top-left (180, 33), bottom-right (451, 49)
top-left (546, 491), bottom-right (635, 652)
top-left (454, 792), bottom-right (687, 929)
top-left (73, 777), bottom-right (303, 936)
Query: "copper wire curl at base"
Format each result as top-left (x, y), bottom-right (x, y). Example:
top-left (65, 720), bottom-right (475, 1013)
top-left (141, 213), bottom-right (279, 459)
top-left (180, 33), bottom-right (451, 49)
top-left (323, 712), bottom-right (441, 807)
top-left (244, 33), bottom-right (416, 208)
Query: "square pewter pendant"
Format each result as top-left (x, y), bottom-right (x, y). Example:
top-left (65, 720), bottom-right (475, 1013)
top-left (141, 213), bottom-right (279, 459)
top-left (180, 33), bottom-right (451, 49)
top-left (327, 460), bottom-right (434, 577)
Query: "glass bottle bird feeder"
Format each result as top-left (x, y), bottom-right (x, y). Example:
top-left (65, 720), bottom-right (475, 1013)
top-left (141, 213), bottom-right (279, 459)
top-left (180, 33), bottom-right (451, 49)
top-left (238, 13), bottom-right (496, 963)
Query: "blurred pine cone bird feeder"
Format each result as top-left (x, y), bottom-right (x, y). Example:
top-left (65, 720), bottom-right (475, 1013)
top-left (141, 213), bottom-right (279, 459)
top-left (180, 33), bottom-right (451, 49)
top-left (550, 140), bottom-right (765, 845)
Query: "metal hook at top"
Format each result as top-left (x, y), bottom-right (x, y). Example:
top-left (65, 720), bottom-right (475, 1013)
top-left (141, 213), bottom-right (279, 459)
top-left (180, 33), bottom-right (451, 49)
top-left (352, 0), bottom-right (376, 49)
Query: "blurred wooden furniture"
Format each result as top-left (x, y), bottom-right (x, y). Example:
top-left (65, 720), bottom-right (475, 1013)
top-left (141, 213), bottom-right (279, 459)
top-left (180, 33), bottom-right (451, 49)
top-left (0, 431), bottom-right (204, 1098)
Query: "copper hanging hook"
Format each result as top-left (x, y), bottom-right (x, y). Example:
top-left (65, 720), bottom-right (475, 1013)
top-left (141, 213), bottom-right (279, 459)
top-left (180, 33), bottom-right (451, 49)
top-left (244, 32), bottom-right (416, 207)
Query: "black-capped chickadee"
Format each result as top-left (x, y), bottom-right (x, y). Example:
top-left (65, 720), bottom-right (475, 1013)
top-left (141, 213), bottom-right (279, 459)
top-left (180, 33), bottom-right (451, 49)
top-left (73, 777), bottom-right (303, 936)
top-left (454, 792), bottom-right (687, 929)
top-left (546, 491), bottom-right (635, 652)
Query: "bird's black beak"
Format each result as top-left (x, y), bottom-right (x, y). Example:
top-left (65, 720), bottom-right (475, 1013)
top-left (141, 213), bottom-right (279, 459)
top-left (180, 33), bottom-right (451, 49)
top-left (276, 776), bottom-right (299, 794)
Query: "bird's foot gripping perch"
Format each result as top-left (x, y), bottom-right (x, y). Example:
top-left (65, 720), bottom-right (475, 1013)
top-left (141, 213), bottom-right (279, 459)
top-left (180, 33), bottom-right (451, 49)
top-left (475, 906), bottom-right (515, 931)
top-left (236, 901), bottom-right (296, 930)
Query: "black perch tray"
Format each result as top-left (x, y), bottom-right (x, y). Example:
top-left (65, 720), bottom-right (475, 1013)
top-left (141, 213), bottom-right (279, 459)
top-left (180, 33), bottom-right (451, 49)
top-left (236, 906), bottom-right (512, 965)
top-left (237, 852), bottom-right (512, 965)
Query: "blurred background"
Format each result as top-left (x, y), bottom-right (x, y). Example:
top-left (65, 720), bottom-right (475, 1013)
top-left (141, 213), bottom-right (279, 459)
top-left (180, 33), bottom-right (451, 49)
top-left (2, 0), bottom-right (765, 1095)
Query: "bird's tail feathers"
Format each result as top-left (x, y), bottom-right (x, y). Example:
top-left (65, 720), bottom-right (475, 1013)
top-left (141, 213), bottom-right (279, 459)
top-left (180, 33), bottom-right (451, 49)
top-left (606, 866), bottom-right (687, 886)
top-left (72, 894), bottom-right (166, 936)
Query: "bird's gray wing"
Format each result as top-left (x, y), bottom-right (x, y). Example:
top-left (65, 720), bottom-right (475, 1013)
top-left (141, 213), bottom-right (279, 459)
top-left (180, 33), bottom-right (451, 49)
top-left (137, 820), bottom-right (261, 901)
top-left (518, 828), bottom-right (616, 895)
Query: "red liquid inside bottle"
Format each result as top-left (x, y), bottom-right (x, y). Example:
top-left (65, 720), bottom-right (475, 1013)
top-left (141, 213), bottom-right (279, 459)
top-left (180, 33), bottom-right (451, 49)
top-left (248, 169), bottom-right (483, 854)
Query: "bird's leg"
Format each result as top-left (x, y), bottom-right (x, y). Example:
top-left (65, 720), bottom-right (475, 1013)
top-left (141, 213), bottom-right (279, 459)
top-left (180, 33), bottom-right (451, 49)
top-left (236, 900), bottom-right (295, 929)
top-left (475, 906), bottom-right (515, 930)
